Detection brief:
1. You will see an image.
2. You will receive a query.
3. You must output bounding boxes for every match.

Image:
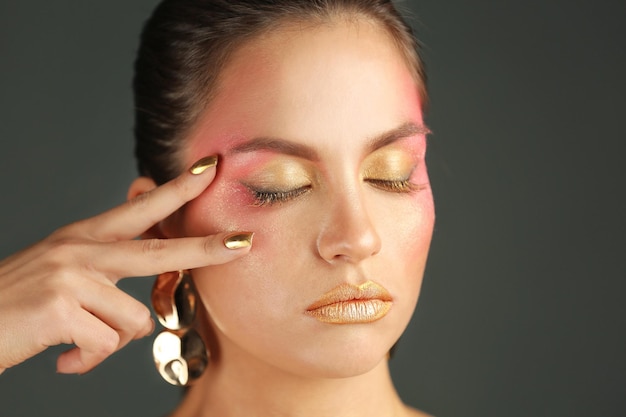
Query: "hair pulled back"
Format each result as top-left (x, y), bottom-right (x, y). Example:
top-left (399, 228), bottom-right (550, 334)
top-left (133, 0), bottom-right (427, 184)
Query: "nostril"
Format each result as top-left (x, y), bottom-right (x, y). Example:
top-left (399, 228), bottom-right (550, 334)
top-left (317, 224), bottom-right (381, 264)
top-left (315, 196), bottom-right (382, 263)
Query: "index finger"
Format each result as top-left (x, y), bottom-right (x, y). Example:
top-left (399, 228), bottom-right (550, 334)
top-left (81, 156), bottom-right (218, 241)
top-left (99, 231), bottom-right (254, 279)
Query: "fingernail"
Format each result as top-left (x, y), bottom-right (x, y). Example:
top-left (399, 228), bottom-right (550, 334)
top-left (223, 232), bottom-right (254, 250)
top-left (189, 155), bottom-right (218, 175)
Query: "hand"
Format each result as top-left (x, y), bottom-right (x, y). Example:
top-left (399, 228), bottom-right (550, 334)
top-left (0, 156), bottom-right (250, 375)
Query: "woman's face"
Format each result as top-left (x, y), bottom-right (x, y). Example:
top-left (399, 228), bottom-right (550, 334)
top-left (170, 19), bottom-right (434, 378)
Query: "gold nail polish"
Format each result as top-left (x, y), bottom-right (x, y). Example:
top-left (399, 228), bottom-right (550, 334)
top-left (223, 232), bottom-right (254, 250)
top-left (189, 155), bottom-right (218, 175)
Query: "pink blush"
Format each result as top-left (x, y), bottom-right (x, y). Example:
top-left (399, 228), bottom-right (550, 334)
top-left (220, 151), bottom-right (278, 179)
top-left (181, 179), bottom-right (256, 237)
top-left (396, 135), bottom-right (427, 159)
top-left (183, 151), bottom-right (283, 226)
top-left (219, 181), bottom-right (259, 207)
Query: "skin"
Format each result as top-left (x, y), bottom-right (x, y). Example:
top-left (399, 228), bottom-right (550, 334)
top-left (0, 12), bottom-right (433, 417)
top-left (0, 163), bottom-right (251, 375)
top-left (131, 17), bottom-right (435, 417)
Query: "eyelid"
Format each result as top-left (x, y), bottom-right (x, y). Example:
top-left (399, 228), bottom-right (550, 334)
top-left (239, 158), bottom-right (314, 207)
top-left (244, 184), bottom-right (312, 207)
top-left (241, 181), bottom-right (310, 194)
top-left (364, 162), bottom-right (423, 192)
top-left (243, 158), bottom-right (314, 186)
top-left (366, 178), bottom-right (427, 193)
top-left (362, 147), bottom-right (418, 179)
top-left (361, 143), bottom-right (428, 195)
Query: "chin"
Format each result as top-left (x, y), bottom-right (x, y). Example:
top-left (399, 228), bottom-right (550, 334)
top-left (305, 354), bottom-right (389, 379)
top-left (276, 327), bottom-right (401, 379)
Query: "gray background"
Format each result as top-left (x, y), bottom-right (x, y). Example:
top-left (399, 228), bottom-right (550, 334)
top-left (0, 0), bottom-right (624, 416)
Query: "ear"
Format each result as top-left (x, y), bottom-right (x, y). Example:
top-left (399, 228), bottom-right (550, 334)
top-left (127, 176), bottom-right (167, 240)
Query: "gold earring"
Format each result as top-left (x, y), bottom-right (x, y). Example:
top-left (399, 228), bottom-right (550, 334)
top-left (151, 270), bottom-right (209, 386)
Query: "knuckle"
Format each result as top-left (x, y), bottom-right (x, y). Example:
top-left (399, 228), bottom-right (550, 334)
top-left (98, 329), bottom-right (120, 356)
top-left (170, 175), bottom-right (194, 200)
top-left (49, 226), bottom-right (69, 240)
top-left (45, 237), bottom-right (83, 263)
top-left (202, 235), bottom-right (218, 255)
top-left (51, 219), bottom-right (88, 239)
top-left (43, 290), bottom-right (77, 323)
top-left (127, 190), bottom-right (152, 211)
top-left (140, 238), bottom-right (168, 255)
top-left (49, 224), bottom-right (74, 240)
top-left (42, 243), bottom-right (96, 281)
top-left (128, 303), bottom-right (152, 332)
top-left (79, 260), bottom-right (99, 276)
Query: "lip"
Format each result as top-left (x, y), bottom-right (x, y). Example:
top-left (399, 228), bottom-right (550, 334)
top-left (305, 281), bottom-right (393, 324)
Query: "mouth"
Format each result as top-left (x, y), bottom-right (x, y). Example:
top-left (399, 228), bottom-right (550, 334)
top-left (305, 281), bottom-right (393, 324)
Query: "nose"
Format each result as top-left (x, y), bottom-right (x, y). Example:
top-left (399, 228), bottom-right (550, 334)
top-left (316, 194), bottom-right (382, 264)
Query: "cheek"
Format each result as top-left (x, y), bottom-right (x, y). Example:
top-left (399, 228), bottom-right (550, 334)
top-left (405, 198), bottom-right (434, 278)
top-left (181, 174), bottom-right (309, 312)
top-left (180, 153), bottom-right (286, 235)
top-left (404, 176), bottom-right (435, 272)
top-left (189, 206), bottom-right (312, 344)
top-left (181, 181), bottom-right (260, 236)
top-left (385, 157), bottom-right (434, 248)
top-left (377, 182), bottom-right (434, 301)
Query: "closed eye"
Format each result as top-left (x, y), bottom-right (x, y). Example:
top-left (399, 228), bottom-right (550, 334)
top-left (365, 178), bottom-right (427, 193)
top-left (247, 185), bottom-right (312, 207)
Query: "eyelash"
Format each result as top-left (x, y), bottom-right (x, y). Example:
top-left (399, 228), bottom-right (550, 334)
top-left (248, 177), bottom-right (425, 207)
top-left (365, 178), bottom-right (426, 193)
top-left (249, 186), bottom-right (311, 207)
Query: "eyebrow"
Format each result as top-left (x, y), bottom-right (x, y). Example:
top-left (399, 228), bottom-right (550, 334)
top-left (366, 122), bottom-right (431, 153)
top-left (227, 122), bottom-right (430, 160)
top-left (228, 136), bottom-right (319, 160)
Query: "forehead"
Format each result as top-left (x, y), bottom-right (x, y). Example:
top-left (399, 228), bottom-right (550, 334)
top-left (186, 18), bottom-right (422, 158)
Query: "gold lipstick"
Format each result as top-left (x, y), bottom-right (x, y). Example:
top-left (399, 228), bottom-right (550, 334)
top-left (305, 281), bottom-right (392, 324)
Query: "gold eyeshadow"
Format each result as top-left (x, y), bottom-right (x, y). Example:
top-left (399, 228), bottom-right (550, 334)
top-left (239, 147), bottom-right (421, 207)
top-left (361, 147), bottom-right (417, 181)
top-left (242, 158), bottom-right (314, 192)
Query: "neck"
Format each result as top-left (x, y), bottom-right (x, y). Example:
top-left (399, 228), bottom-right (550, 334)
top-left (170, 340), bottom-right (409, 417)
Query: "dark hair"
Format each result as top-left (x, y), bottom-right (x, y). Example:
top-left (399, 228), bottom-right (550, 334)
top-left (133, 0), bottom-right (427, 184)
